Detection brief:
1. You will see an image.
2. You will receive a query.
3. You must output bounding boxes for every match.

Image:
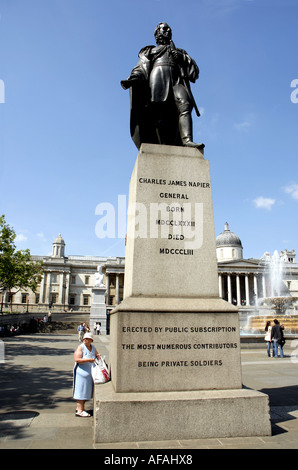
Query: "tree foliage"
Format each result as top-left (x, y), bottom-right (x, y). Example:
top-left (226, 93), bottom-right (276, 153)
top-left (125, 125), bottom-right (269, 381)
top-left (0, 215), bottom-right (44, 295)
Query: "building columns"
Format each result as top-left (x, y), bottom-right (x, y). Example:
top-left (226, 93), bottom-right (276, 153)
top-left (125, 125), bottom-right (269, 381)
top-left (218, 274), bottom-right (223, 298)
top-left (65, 273), bottom-right (70, 308)
top-left (105, 273), bottom-right (110, 304)
top-left (116, 274), bottom-right (120, 305)
top-left (253, 274), bottom-right (258, 303)
top-left (39, 274), bottom-right (46, 304)
top-left (245, 274), bottom-right (250, 306)
top-left (227, 274), bottom-right (232, 303)
top-left (236, 274), bottom-right (241, 306)
top-left (45, 272), bottom-right (52, 306)
top-left (58, 273), bottom-right (64, 305)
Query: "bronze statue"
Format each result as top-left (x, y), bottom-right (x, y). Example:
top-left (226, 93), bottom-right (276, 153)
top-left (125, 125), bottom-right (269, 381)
top-left (121, 23), bottom-right (204, 150)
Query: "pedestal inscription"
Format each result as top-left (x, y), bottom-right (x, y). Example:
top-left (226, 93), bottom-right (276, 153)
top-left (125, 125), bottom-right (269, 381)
top-left (110, 311), bottom-right (242, 392)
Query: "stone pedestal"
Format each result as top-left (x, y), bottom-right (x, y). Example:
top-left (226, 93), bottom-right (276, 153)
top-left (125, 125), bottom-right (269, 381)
top-left (90, 287), bottom-right (107, 334)
top-left (94, 383), bottom-right (271, 443)
top-left (94, 144), bottom-right (271, 443)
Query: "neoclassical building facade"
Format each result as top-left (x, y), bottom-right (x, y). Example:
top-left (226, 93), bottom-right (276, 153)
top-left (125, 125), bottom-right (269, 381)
top-left (2, 227), bottom-right (298, 322)
top-left (216, 223), bottom-right (298, 308)
top-left (2, 234), bottom-right (125, 315)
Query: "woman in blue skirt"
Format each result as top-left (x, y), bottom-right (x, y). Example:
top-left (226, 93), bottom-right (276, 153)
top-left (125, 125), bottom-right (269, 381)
top-left (73, 332), bottom-right (101, 417)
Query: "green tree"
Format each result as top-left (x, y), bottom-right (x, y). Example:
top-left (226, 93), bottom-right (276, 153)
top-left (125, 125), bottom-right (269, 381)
top-left (0, 215), bottom-right (44, 312)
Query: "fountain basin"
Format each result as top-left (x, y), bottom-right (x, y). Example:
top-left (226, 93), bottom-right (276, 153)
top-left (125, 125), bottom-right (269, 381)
top-left (244, 314), bottom-right (298, 336)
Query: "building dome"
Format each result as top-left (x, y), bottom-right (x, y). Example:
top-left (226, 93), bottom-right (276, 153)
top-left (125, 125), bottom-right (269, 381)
top-left (216, 222), bottom-right (242, 248)
top-left (216, 223), bottom-right (243, 261)
top-left (52, 234), bottom-right (66, 258)
top-left (53, 234), bottom-right (65, 245)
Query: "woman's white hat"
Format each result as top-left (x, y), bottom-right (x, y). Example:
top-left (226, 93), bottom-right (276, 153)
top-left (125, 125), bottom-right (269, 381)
top-left (83, 333), bottom-right (93, 341)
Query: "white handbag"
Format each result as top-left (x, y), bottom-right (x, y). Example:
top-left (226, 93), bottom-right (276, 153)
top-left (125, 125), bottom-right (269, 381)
top-left (91, 356), bottom-right (110, 384)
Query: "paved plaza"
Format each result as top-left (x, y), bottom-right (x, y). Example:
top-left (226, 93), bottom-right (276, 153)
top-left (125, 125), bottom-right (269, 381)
top-left (1, 332), bottom-right (298, 449)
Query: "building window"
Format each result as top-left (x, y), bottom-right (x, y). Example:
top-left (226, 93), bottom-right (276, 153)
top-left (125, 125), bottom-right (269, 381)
top-left (85, 276), bottom-right (90, 285)
top-left (7, 293), bottom-right (14, 303)
top-left (51, 294), bottom-right (57, 304)
top-left (35, 294), bottom-right (40, 304)
top-left (70, 295), bottom-right (76, 305)
top-left (21, 294), bottom-right (28, 304)
top-left (109, 296), bottom-right (114, 305)
top-left (83, 295), bottom-right (89, 306)
top-left (71, 275), bottom-right (76, 284)
top-left (52, 274), bottom-right (58, 283)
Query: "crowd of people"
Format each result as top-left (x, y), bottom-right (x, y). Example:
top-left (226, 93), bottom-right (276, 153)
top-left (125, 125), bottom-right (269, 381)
top-left (0, 323), bottom-right (22, 337)
top-left (77, 322), bottom-right (101, 342)
top-left (0, 317), bottom-right (45, 337)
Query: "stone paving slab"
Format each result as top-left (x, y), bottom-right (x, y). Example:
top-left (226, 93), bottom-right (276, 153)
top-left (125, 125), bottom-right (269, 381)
top-left (1, 334), bottom-right (298, 449)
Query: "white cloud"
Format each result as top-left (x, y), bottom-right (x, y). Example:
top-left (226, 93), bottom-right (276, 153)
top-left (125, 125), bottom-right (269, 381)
top-left (202, 0), bottom-right (241, 16)
top-left (284, 183), bottom-right (298, 200)
top-left (15, 233), bottom-right (28, 242)
top-left (36, 232), bottom-right (48, 241)
top-left (253, 196), bottom-right (276, 211)
top-left (234, 113), bottom-right (255, 132)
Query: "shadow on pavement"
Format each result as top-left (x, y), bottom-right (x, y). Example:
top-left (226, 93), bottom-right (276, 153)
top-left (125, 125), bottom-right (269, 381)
top-left (0, 411), bottom-right (40, 441)
top-left (260, 385), bottom-right (298, 436)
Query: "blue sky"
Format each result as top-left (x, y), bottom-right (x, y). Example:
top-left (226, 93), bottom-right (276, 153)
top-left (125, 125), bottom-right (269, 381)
top-left (0, 0), bottom-right (297, 260)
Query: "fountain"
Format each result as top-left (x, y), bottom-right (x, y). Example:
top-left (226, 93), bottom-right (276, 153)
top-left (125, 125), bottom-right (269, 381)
top-left (244, 250), bottom-right (298, 336)
top-left (268, 250), bottom-right (286, 296)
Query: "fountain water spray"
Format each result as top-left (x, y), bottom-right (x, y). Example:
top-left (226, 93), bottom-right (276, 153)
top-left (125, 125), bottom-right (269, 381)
top-left (268, 250), bottom-right (285, 297)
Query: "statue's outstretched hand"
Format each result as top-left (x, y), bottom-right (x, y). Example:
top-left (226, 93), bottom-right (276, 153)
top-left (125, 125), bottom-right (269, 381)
top-left (121, 79), bottom-right (131, 90)
top-left (121, 77), bottom-right (139, 90)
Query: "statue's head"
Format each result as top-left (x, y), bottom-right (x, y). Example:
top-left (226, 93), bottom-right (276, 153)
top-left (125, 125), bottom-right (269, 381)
top-left (154, 22), bottom-right (172, 45)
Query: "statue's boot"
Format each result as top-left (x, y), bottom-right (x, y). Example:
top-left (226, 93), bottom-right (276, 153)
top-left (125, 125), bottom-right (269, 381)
top-left (179, 109), bottom-right (205, 150)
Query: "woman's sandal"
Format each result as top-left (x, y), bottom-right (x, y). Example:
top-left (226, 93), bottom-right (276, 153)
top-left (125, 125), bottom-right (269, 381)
top-left (75, 410), bottom-right (91, 417)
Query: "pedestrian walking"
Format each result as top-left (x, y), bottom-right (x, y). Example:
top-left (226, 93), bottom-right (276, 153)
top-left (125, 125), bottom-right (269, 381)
top-left (77, 323), bottom-right (85, 342)
top-left (271, 319), bottom-right (285, 358)
top-left (264, 320), bottom-right (273, 357)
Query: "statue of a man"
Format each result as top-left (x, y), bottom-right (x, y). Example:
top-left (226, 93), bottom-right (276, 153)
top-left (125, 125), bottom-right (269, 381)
top-left (121, 22), bottom-right (204, 150)
top-left (94, 265), bottom-right (105, 288)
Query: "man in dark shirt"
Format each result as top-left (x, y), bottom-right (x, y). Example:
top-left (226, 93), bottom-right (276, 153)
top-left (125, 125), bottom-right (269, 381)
top-left (271, 319), bottom-right (284, 358)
